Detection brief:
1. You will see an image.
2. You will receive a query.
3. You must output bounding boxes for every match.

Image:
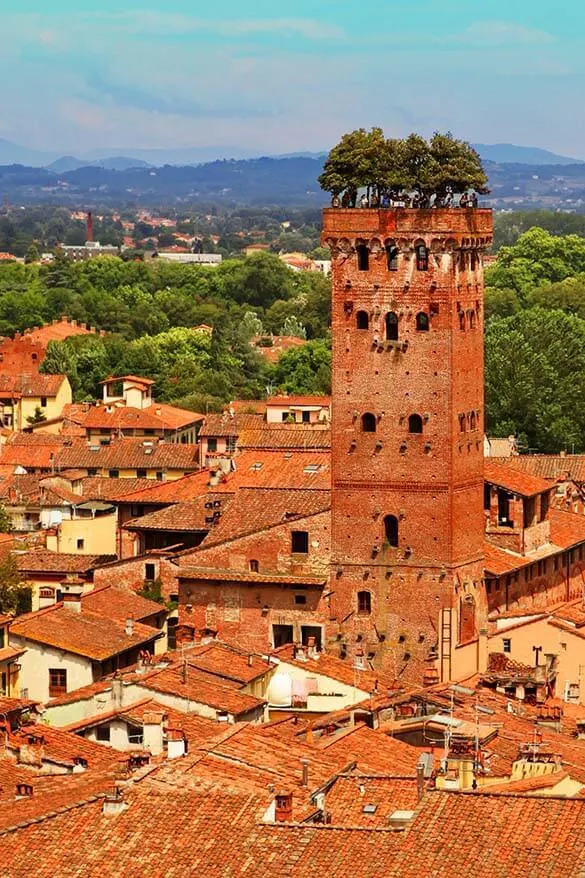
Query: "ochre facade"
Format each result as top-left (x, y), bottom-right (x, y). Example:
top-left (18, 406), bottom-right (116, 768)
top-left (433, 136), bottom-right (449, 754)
top-left (323, 208), bottom-right (493, 681)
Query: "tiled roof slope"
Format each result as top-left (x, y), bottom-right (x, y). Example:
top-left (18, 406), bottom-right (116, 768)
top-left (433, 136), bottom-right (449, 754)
top-left (81, 584), bottom-right (164, 622)
top-left (125, 494), bottom-right (230, 532)
top-left (10, 603), bottom-right (158, 661)
top-left (238, 426), bottom-right (331, 450)
top-left (196, 487), bottom-right (330, 547)
top-left (494, 454), bottom-right (585, 482)
top-left (484, 460), bottom-right (552, 497)
top-left (15, 550), bottom-right (116, 574)
top-left (22, 319), bottom-right (97, 345)
top-left (53, 438), bottom-right (199, 471)
top-left (229, 450), bottom-right (330, 490)
top-left (116, 469), bottom-right (213, 503)
top-left (0, 374), bottom-right (66, 398)
top-left (199, 412), bottom-right (264, 437)
top-left (80, 403), bottom-right (203, 432)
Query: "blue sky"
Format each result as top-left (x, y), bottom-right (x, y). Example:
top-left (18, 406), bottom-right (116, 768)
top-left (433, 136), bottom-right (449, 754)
top-left (2, 0), bottom-right (585, 157)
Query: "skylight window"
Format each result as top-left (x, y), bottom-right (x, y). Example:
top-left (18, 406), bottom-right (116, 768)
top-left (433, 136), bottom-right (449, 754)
top-left (304, 464), bottom-right (320, 473)
top-left (362, 804), bottom-right (377, 814)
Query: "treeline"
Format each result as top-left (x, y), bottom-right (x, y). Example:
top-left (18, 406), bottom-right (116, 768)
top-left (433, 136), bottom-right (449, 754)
top-left (485, 227), bottom-right (585, 452)
top-left (0, 251), bottom-right (331, 409)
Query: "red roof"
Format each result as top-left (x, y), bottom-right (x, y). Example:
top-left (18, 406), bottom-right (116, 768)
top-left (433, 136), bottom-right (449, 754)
top-left (21, 319), bottom-right (97, 346)
top-left (0, 373), bottom-right (67, 399)
top-left (484, 460), bottom-right (551, 497)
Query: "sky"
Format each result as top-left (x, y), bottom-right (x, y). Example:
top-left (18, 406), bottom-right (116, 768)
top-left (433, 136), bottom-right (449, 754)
top-left (2, 0), bottom-right (585, 158)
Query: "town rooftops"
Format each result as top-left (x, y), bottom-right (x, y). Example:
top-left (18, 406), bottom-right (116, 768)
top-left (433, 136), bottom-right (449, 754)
top-left (125, 495), bottom-right (230, 533)
top-left (80, 584), bottom-right (164, 623)
top-left (238, 426), bottom-right (331, 451)
top-left (199, 412), bottom-right (264, 438)
top-left (266, 396), bottom-right (331, 407)
top-left (115, 469), bottom-right (212, 504)
top-left (493, 454), bottom-right (585, 483)
top-left (53, 438), bottom-right (199, 471)
top-left (484, 460), bottom-right (552, 497)
top-left (100, 375), bottom-right (155, 386)
top-left (14, 550), bottom-right (116, 574)
top-left (484, 509), bottom-right (585, 576)
top-left (0, 373), bottom-right (67, 399)
top-left (9, 596), bottom-right (160, 661)
top-left (178, 566), bottom-right (326, 586)
top-left (80, 403), bottom-right (203, 432)
top-left (135, 666), bottom-right (265, 717)
top-left (19, 318), bottom-right (99, 346)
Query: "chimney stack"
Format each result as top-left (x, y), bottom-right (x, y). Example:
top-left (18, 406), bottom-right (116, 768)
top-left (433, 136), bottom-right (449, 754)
top-left (62, 577), bottom-right (84, 613)
top-left (143, 711), bottom-right (165, 756)
top-left (416, 762), bottom-right (425, 802)
top-left (125, 617), bottom-right (134, 636)
top-left (300, 758), bottom-right (309, 787)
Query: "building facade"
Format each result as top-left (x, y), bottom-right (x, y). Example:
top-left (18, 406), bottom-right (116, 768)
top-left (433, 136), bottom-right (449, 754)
top-left (323, 207), bottom-right (493, 681)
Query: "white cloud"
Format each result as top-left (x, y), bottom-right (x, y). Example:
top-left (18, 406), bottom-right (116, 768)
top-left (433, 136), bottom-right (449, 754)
top-left (457, 20), bottom-right (555, 46)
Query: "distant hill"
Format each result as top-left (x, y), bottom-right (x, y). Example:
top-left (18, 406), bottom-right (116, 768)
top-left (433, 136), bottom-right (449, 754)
top-left (473, 143), bottom-right (584, 166)
top-left (0, 138), bottom-right (57, 166)
top-left (47, 156), bottom-right (152, 172)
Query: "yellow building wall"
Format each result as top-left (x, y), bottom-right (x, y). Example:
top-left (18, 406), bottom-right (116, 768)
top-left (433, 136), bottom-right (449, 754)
top-left (97, 467), bottom-right (188, 481)
top-left (45, 513), bottom-right (117, 556)
top-left (16, 377), bottom-right (72, 430)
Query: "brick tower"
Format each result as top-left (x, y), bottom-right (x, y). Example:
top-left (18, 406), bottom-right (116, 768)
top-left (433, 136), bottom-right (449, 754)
top-left (322, 207), bottom-right (493, 683)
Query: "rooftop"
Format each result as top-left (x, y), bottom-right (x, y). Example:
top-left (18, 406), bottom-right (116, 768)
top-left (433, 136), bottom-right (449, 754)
top-left (484, 460), bottom-right (552, 497)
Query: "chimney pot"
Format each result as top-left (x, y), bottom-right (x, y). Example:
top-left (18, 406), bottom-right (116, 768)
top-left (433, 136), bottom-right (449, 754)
top-left (300, 758), bottom-right (309, 787)
top-left (125, 617), bottom-right (134, 636)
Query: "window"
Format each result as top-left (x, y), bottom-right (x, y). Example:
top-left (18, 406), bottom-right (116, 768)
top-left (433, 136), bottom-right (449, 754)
top-left (49, 668), bottom-right (67, 697)
top-left (76, 538), bottom-right (84, 550)
top-left (145, 563), bottom-right (156, 582)
top-left (502, 638), bottom-right (511, 654)
top-left (295, 593), bottom-right (307, 605)
top-left (361, 412), bottom-right (377, 433)
top-left (459, 414), bottom-right (466, 433)
top-left (416, 312), bottom-right (430, 331)
top-left (291, 530), bottom-right (309, 554)
top-left (459, 312), bottom-right (466, 331)
top-left (156, 471), bottom-right (163, 481)
top-left (385, 312), bottom-right (398, 341)
top-left (273, 624), bottom-right (294, 648)
top-left (357, 590), bottom-right (371, 615)
top-left (356, 310), bottom-right (369, 330)
top-left (226, 437), bottom-right (237, 453)
top-left (415, 244), bottom-right (429, 271)
top-left (137, 468), bottom-right (147, 478)
top-left (109, 469), bottom-right (119, 479)
top-left (0, 628), bottom-right (4, 648)
top-left (302, 411), bottom-right (310, 424)
top-left (408, 414), bottom-right (423, 434)
top-left (207, 437), bottom-right (217, 453)
top-left (301, 625), bottom-right (322, 649)
top-left (167, 617), bottom-right (178, 650)
top-left (469, 310), bottom-right (476, 329)
top-left (469, 411), bottom-right (476, 431)
top-left (384, 514), bottom-right (399, 547)
top-left (356, 243), bottom-right (369, 271)
top-left (386, 243), bottom-right (399, 271)
top-left (144, 429), bottom-right (155, 436)
top-left (88, 468), bottom-right (98, 477)
top-left (459, 595), bottom-right (476, 643)
top-left (40, 397), bottom-right (47, 408)
top-left (249, 559), bottom-right (259, 572)
top-left (96, 724), bottom-right (111, 743)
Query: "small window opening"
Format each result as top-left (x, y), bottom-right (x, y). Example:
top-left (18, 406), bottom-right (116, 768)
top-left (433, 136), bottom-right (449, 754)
top-left (386, 243), bottom-right (399, 271)
top-left (415, 244), bottom-right (429, 271)
top-left (459, 312), bottom-right (466, 331)
top-left (384, 515), bottom-right (399, 547)
top-left (385, 312), bottom-right (398, 341)
top-left (356, 310), bottom-right (369, 330)
top-left (295, 594), bottom-right (307, 605)
top-left (291, 530), bottom-right (309, 554)
top-left (356, 243), bottom-right (369, 271)
top-left (416, 312), bottom-right (429, 331)
top-left (408, 414), bottom-right (423, 434)
top-left (459, 414), bottom-right (466, 433)
top-left (469, 411), bottom-right (476, 431)
top-left (76, 538), bottom-right (84, 550)
top-left (361, 412), bottom-right (376, 433)
top-left (503, 638), bottom-right (511, 654)
top-left (469, 310), bottom-right (476, 329)
top-left (357, 590), bottom-right (371, 615)
top-left (249, 559), bottom-right (259, 572)
top-left (145, 563), bottom-right (156, 582)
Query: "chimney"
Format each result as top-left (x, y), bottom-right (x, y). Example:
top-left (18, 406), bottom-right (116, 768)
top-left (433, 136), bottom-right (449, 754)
top-left (166, 728), bottom-right (187, 760)
top-left (143, 711), bottom-right (165, 756)
top-left (125, 617), bottom-right (134, 636)
top-left (274, 792), bottom-right (293, 823)
top-left (300, 758), bottom-right (309, 787)
top-left (102, 788), bottom-right (128, 817)
top-left (307, 635), bottom-right (319, 659)
top-left (416, 762), bottom-right (425, 802)
top-left (62, 578), bottom-right (84, 613)
top-left (18, 734), bottom-right (45, 767)
top-left (111, 675), bottom-right (124, 708)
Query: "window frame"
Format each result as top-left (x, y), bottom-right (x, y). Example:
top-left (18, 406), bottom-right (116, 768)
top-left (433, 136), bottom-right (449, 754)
top-left (48, 668), bottom-right (67, 697)
top-left (291, 530), bottom-right (309, 554)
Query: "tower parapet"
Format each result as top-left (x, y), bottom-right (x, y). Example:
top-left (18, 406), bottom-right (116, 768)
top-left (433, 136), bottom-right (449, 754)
top-left (325, 206), bottom-right (493, 684)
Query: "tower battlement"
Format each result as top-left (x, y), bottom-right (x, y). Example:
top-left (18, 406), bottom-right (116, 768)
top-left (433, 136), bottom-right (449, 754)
top-left (322, 207), bottom-right (493, 241)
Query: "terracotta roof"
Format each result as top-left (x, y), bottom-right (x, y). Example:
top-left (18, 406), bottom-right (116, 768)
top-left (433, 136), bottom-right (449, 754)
top-left (10, 603), bottom-right (159, 661)
top-left (197, 487), bottom-right (330, 547)
top-left (180, 643), bottom-right (273, 685)
top-left (325, 775), bottom-right (420, 825)
top-left (81, 584), bottom-right (164, 622)
top-left (550, 508), bottom-right (585, 549)
top-left (251, 336), bottom-right (307, 364)
top-left (0, 373), bottom-right (67, 399)
top-left (230, 399), bottom-right (268, 414)
top-left (125, 494), bottom-right (230, 532)
top-left (14, 550), bottom-right (116, 574)
top-left (199, 412), bottom-right (264, 438)
top-left (53, 439), bottom-right (199, 472)
top-left (484, 460), bottom-right (552, 496)
top-left (484, 542), bottom-right (530, 576)
top-left (494, 454), bottom-right (585, 482)
top-left (78, 477), bottom-right (159, 500)
top-left (22, 319), bottom-right (97, 345)
top-left (100, 375), bottom-right (155, 386)
top-left (266, 396), bottom-right (331, 407)
top-left (0, 434), bottom-right (68, 469)
top-left (136, 666), bottom-right (265, 716)
top-left (230, 450), bottom-right (331, 490)
top-left (116, 469), bottom-right (212, 504)
top-left (178, 566), bottom-right (326, 585)
top-left (80, 403), bottom-right (203, 432)
top-left (238, 427), bottom-right (331, 450)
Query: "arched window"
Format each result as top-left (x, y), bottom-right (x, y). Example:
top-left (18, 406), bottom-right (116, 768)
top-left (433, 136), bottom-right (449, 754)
top-left (459, 312), bottom-right (466, 331)
top-left (415, 244), bottom-right (429, 271)
top-left (470, 251), bottom-right (477, 271)
top-left (361, 412), bottom-right (377, 433)
top-left (469, 411), bottom-right (476, 431)
top-left (249, 559), bottom-right (259, 572)
top-left (384, 514), bottom-right (399, 547)
top-left (469, 310), bottom-right (476, 329)
top-left (459, 414), bottom-right (466, 433)
top-left (385, 312), bottom-right (398, 341)
top-left (386, 242), bottom-right (399, 271)
top-left (408, 414), bottom-right (423, 434)
top-left (416, 312), bottom-right (429, 331)
top-left (356, 244), bottom-right (369, 271)
top-left (357, 590), bottom-right (371, 615)
top-left (356, 310), bottom-right (369, 330)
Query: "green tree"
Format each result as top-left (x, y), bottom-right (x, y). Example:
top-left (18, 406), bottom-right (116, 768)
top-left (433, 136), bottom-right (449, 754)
top-left (0, 555), bottom-right (31, 616)
top-left (281, 314), bottom-right (306, 339)
top-left (24, 243), bottom-right (40, 264)
top-left (26, 406), bottom-right (47, 425)
top-left (271, 338), bottom-right (331, 394)
top-left (0, 505), bottom-right (11, 533)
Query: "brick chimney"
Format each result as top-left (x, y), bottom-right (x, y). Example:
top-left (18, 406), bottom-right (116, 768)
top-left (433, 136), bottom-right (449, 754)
top-left (143, 711), bottom-right (165, 756)
top-left (274, 791), bottom-right (293, 823)
top-left (61, 577), bottom-right (84, 613)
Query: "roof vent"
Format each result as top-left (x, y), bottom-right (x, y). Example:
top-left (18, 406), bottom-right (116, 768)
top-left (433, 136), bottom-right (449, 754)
top-left (388, 809), bottom-right (415, 830)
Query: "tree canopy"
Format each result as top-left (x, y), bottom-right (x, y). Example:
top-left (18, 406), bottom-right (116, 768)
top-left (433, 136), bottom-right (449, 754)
top-left (318, 130), bottom-right (488, 200)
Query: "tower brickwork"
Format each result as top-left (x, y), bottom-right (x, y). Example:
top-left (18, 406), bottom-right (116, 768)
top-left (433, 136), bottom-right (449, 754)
top-left (323, 208), bottom-right (493, 683)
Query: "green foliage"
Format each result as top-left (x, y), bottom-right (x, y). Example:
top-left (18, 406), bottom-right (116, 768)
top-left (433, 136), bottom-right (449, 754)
top-left (26, 406), bottom-right (47, 425)
top-left (0, 555), bottom-right (31, 616)
top-left (281, 315), bottom-right (306, 339)
top-left (139, 578), bottom-right (164, 605)
top-left (0, 506), bottom-right (11, 534)
top-left (25, 243), bottom-right (40, 264)
top-left (319, 129), bottom-right (488, 199)
top-left (270, 338), bottom-right (331, 394)
top-left (485, 309), bottom-right (585, 452)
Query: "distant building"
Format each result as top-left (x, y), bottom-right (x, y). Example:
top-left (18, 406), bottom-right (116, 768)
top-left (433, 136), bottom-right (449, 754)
top-left (154, 252), bottom-right (222, 265)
